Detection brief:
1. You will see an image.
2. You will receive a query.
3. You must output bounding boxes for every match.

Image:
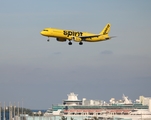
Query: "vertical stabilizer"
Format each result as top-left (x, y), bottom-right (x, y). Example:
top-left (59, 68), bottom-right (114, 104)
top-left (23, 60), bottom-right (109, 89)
top-left (100, 23), bottom-right (111, 35)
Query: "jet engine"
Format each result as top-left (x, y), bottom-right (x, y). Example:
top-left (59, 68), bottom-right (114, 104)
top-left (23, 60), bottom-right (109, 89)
top-left (56, 38), bottom-right (66, 42)
top-left (105, 37), bottom-right (110, 40)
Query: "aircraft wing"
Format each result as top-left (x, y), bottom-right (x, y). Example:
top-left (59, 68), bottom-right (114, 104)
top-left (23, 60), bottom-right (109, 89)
top-left (78, 34), bottom-right (101, 39)
top-left (109, 36), bottom-right (116, 38)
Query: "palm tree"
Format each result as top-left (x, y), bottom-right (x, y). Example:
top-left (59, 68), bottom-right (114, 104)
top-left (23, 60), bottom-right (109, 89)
top-left (61, 116), bottom-right (67, 120)
top-left (93, 116), bottom-right (98, 120)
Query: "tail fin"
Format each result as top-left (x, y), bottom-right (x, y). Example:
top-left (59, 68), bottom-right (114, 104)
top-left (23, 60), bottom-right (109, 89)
top-left (100, 23), bottom-right (111, 35)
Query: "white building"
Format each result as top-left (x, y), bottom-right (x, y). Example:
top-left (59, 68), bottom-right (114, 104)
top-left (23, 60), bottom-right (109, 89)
top-left (139, 96), bottom-right (151, 106)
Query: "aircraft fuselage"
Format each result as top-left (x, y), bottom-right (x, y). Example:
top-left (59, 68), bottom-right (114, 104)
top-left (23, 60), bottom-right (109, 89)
top-left (40, 23), bottom-right (112, 45)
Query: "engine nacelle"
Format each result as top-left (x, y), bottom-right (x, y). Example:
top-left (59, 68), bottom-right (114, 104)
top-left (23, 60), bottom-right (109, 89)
top-left (72, 36), bottom-right (81, 42)
top-left (105, 37), bottom-right (110, 40)
top-left (56, 38), bottom-right (66, 42)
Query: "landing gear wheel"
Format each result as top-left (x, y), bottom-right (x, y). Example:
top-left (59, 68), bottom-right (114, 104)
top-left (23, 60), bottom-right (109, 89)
top-left (47, 39), bottom-right (50, 42)
top-left (68, 41), bottom-right (72, 45)
top-left (79, 42), bottom-right (83, 45)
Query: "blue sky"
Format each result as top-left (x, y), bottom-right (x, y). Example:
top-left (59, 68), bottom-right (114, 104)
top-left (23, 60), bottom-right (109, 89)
top-left (0, 0), bottom-right (151, 109)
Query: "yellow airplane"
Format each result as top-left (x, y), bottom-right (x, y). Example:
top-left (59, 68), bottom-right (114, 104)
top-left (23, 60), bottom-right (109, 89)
top-left (40, 23), bottom-right (114, 45)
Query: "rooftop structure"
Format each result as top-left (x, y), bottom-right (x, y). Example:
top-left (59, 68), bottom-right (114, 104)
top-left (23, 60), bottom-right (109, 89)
top-left (63, 93), bottom-right (82, 106)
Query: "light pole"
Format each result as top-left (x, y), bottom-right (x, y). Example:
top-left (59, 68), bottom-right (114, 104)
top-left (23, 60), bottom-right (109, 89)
top-left (18, 102), bottom-right (19, 117)
top-left (9, 102), bottom-right (12, 120)
top-left (0, 102), bottom-right (1, 120)
top-left (3, 102), bottom-right (5, 120)
top-left (14, 104), bottom-right (16, 118)
top-left (21, 100), bottom-right (23, 120)
top-left (17, 102), bottom-right (19, 120)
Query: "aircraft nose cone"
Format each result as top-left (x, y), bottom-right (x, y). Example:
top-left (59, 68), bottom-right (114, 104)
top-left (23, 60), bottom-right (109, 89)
top-left (40, 31), bottom-right (44, 35)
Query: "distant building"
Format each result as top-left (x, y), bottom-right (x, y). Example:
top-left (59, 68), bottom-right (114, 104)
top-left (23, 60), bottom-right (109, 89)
top-left (1, 112), bottom-right (9, 120)
top-left (139, 96), bottom-right (151, 106)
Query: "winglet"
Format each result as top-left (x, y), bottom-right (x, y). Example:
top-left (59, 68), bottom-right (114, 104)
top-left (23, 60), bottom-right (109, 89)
top-left (100, 23), bottom-right (111, 35)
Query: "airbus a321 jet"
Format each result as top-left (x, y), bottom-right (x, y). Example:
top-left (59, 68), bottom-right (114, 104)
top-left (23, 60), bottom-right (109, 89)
top-left (40, 23), bottom-right (114, 45)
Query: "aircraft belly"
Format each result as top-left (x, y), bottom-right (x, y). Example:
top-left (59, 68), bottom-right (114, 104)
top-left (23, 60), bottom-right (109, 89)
top-left (85, 38), bottom-right (103, 42)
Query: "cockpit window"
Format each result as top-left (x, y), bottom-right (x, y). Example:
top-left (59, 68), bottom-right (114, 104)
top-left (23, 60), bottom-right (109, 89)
top-left (43, 29), bottom-right (48, 31)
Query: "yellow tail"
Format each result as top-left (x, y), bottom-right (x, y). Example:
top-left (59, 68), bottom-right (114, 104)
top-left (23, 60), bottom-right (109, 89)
top-left (100, 23), bottom-right (111, 35)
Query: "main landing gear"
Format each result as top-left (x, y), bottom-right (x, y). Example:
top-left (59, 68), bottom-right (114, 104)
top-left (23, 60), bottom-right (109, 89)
top-left (47, 37), bottom-right (50, 42)
top-left (68, 41), bottom-right (72, 45)
top-left (79, 41), bottom-right (83, 45)
top-left (68, 41), bottom-right (83, 45)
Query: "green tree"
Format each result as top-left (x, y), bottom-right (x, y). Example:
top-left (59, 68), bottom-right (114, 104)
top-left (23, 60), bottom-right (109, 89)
top-left (93, 116), bottom-right (98, 120)
top-left (61, 116), bottom-right (67, 120)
